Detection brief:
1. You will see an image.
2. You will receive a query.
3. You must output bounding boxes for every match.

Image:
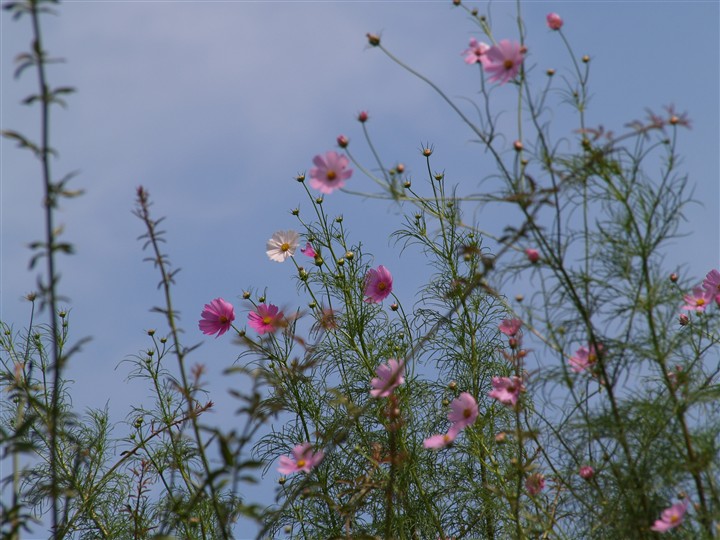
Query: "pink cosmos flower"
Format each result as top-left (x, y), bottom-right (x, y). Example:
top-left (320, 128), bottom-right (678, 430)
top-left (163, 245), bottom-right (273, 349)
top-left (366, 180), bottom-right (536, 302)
top-left (198, 298), bottom-right (235, 338)
top-left (579, 466), bottom-right (595, 480)
top-left (277, 443), bottom-right (324, 475)
top-left (499, 318), bottom-right (522, 337)
top-left (489, 376), bottom-right (525, 407)
top-left (462, 38), bottom-right (490, 66)
top-left (370, 358), bottom-right (405, 398)
top-left (447, 392), bottom-right (479, 431)
top-left (650, 501), bottom-right (688, 533)
top-left (483, 40), bottom-right (525, 84)
top-left (300, 242), bottom-right (316, 258)
top-left (364, 265), bottom-right (393, 303)
top-left (266, 230), bottom-right (300, 262)
top-left (569, 344), bottom-right (601, 374)
top-left (247, 304), bottom-right (284, 335)
top-left (546, 13), bottom-right (563, 30)
top-left (525, 248), bottom-right (540, 263)
top-left (525, 473), bottom-right (545, 495)
top-left (681, 286), bottom-right (711, 313)
top-left (423, 429), bottom-right (458, 450)
top-left (309, 151), bottom-right (353, 194)
top-left (702, 269), bottom-right (720, 300)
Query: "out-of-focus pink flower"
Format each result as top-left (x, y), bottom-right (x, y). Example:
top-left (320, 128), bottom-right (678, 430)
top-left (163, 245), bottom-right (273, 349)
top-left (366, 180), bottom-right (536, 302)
top-left (198, 298), bottom-right (235, 338)
top-left (277, 443), bottom-right (324, 475)
top-left (569, 344), bottom-right (601, 374)
top-left (702, 269), bottom-right (720, 300)
top-left (546, 13), bottom-right (563, 30)
top-left (462, 38), bottom-right (490, 66)
top-left (300, 242), bottom-right (316, 258)
top-left (499, 318), bottom-right (522, 337)
top-left (309, 151), bottom-right (353, 194)
top-left (364, 265), bottom-right (393, 303)
top-left (370, 359), bottom-right (405, 398)
top-left (266, 230), bottom-right (300, 262)
top-left (525, 473), bottom-right (545, 495)
top-left (579, 466), bottom-right (595, 480)
top-left (483, 40), bottom-right (525, 84)
top-left (489, 376), bottom-right (525, 407)
top-left (682, 287), bottom-right (712, 313)
top-left (248, 304), bottom-right (284, 335)
top-left (650, 501), bottom-right (688, 533)
top-left (679, 313), bottom-right (689, 326)
top-left (447, 392), bottom-right (479, 431)
top-left (423, 430), bottom-right (458, 450)
top-left (525, 248), bottom-right (540, 263)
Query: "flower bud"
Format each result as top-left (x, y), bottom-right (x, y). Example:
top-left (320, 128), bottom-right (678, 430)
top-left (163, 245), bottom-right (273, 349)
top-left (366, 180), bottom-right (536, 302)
top-left (582, 55), bottom-right (590, 63)
top-left (525, 248), bottom-right (540, 264)
top-left (337, 134), bottom-right (349, 148)
top-left (396, 163), bottom-right (405, 173)
top-left (296, 174), bottom-right (305, 183)
top-left (358, 110), bottom-right (369, 122)
top-left (546, 68), bottom-right (556, 76)
top-left (390, 303), bottom-right (398, 311)
top-left (670, 273), bottom-right (679, 283)
top-left (546, 12), bottom-right (563, 30)
top-left (366, 34), bottom-right (380, 47)
top-left (679, 313), bottom-right (689, 326)
top-left (345, 251), bottom-right (354, 260)
top-left (579, 466), bottom-right (595, 480)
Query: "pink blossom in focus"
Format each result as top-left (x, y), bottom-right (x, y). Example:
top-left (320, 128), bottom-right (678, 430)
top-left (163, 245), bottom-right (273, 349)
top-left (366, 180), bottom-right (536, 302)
top-left (462, 38), bottom-right (490, 66)
top-left (569, 344), bottom-right (601, 374)
top-left (579, 466), bottom-right (595, 480)
top-left (447, 392), bottom-right (479, 431)
top-left (370, 359), bottom-right (405, 398)
top-left (300, 242), bottom-right (316, 258)
top-left (525, 248), bottom-right (540, 263)
top-left (650, 501), bottom-right (688, 533)
top-left (489, 376), bottom-right (525, 407)
top-left (198, 298), bottom-right (235, 338)
top-left (364, 265), bottom-right (393, 303)
top-left (483, 40), bottom-right (525, 84)
top-left (423, 430), bottom-right (458, 450)
top-left (681, 287), bottom-right (711, 312)
top-left (266, 230), bottom-right (300, 262)
top-left (546, 13), bottom-right (563, 30)
top-left (309, 151), bottom-right (353, 194)
top-left (525, 473), bottom-right (545, 495)
top-left (277, 443), bottom-right (324, 475)
top-left (499, 318), bottom-right (522, 337)
top-left (247, 304), bottom-right (285, 335)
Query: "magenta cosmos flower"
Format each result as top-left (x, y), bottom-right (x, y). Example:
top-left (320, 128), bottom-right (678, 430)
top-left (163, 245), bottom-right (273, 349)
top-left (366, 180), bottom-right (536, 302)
top-left (483, 40), bottom-right (525, 84)
top-left (447, 392), bottom-right (479, 431)
top-left (277, 443), bottom-right (324, 475)
top-left (489, 376), bottom-right (525, 407)
top-left (266, 230), bottom-right (299, 263)
top-left (300, 242), bottom-right (316, 258)
top-left (499, 318), bottom-right (522, 337)
top-left (462, 38), bottom-right (490, 66)
top-left (650, 501), bottom-right (688, 533)
top-left (309, 151), bottom-right (353, 194)
top-left (682, 286), bottom-right (711, 313)
top-left (702, 269), bottom-right (720, 300)
top-left (569, 344), bottom-right (602, 373)
top-left (247, 304), bottom-right (284, 335)
top-left (546, 13), bottom-right (563, 30)
top-left (198, 298), bottom-right (235, 338)
top-left (364, 265), bottom-right (393, 303)
top-left (370, 358), bottom-right (405, 398)
top-left (525, 473), bottom-right (545, 495)
top-left (423, 430), bottom-right (458, 450)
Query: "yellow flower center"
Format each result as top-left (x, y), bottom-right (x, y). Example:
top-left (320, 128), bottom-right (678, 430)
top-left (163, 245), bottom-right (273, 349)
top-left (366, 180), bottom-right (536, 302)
top-left (443, 434), bottom-right (450, 443)
top-left (296, 459), bottom-right (306, 468)
top-left (697, 298), bottom-right (706, 306)
top-left (504, 59), bottom-right (514, 70)
top-left (281, 242), bottom-right (290, 252)
top-left (378, 282), bottom-right (387, 291)
top-left (588, 354), bottom-right (597, 363)
top-left (263, 316), bottom-right (273, 325)
top-left (463, 408), bottom-right (472, 419)
top-left (218, 316), bottom-right (228, 324)
top-left (670, 514), bottom-right (679, 524)
top-left (326, 170), bottom-right (337, 181)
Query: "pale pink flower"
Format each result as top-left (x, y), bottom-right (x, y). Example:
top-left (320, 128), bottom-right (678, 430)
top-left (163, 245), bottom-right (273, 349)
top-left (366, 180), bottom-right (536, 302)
top-left (569, 344), bottom-right (601, 374)
top-left (525, 473), bottom-right (545, 495)
top-left (447, 392), bottom-right (478, 431)
top-left (499, 318), bottom-right (522, 337)
top-left (650, 501), bottom-right (688, 533)
top-left (489, 376), bottom-right (525, 407)
top-left (483, 40), bottom-right (525, 84)
top-left (247, 304), bottom-right (284, 335)
top-left (364, 265), bottom-right (393, 303)
top-left (423, 430), bottom-right (458, 450)
top-left (462, 38), bottom-right (490, 66)
top-left (525, 248), bottom-right (540, 263)
top-left (579, 466), bottom-right (595, 480)
top-left (702, 269), bottom-right (720, 299)
top-left (277, 443), bottom-right (324, 475)
top-left (266, 230), bottom-right (300, 262)
top-left (681, 286), bottom-right (711, 312)
top-left (198, 298), bottom-right (235, 338)
top-left (370, 359), bottom-right (405, 398)
top-left (309, 151), bottom-right (353, 194)
top-left (300, 242), bottom-right (316, 258)
top-left (546, 13), bottom-right (563, 30)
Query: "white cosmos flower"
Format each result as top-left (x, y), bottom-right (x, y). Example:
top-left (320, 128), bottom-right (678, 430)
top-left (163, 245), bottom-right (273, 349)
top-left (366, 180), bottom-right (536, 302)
top-left (266, 230), bottom-right (300, 262)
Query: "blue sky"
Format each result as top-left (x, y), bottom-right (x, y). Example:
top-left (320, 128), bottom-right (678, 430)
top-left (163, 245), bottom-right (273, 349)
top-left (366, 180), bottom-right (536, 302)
top-left (2, 1), bottom-right (718, 537)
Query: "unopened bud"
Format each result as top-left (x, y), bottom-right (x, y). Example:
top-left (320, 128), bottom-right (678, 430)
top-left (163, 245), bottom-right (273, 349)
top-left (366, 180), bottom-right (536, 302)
top-left (669, 273), bottom-right (679, 283)
top-left (337, 134), bottom-right (349, 148)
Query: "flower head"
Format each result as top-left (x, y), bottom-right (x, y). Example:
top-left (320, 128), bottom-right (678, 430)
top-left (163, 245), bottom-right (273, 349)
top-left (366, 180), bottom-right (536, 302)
top-left (300, 242), bottom-right (316, 258)
top-left (489, 376), bottom-right (525, 407)
top-left (266, 230), bottom-right (300, 262)
top-left (499, 318), bottom-right (522, 337)
top-left (370, 359), bottom-right (405, 398)
top-left (462, 38), bottom-right (490, 66)
top-left (248, 304), bottom-right (285, 335)
top-left (483, 40), bottom-right (525, 84)
top-left (423, 430), bottom-right (458, 450)
top-left (650, 501), bottom-right (688, 533)
top-left (546, 12), bottom-right (563, 30)
top-left (447, 392), bottom-right (479, 431)
top-left (579, 466), bottom-right (595, 480)
top-left (569, 344), bottom-right (601, 373)
top-left (525, 248), bottom-right (540, 263)
top-left (277, 443), bottom-right (324, 475)
top-left (682, 286), bottom-right (711, 313)
top-left (364, 265), bottom-right (393, 303)
top-left (309, 151), bottom-right (353, 194)
top-left (525, 473), bottom-right (545, 496)
top-left (198, 298), bottom-right (235, 338)
top-left (702, 269), bottom-right (720, 299)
